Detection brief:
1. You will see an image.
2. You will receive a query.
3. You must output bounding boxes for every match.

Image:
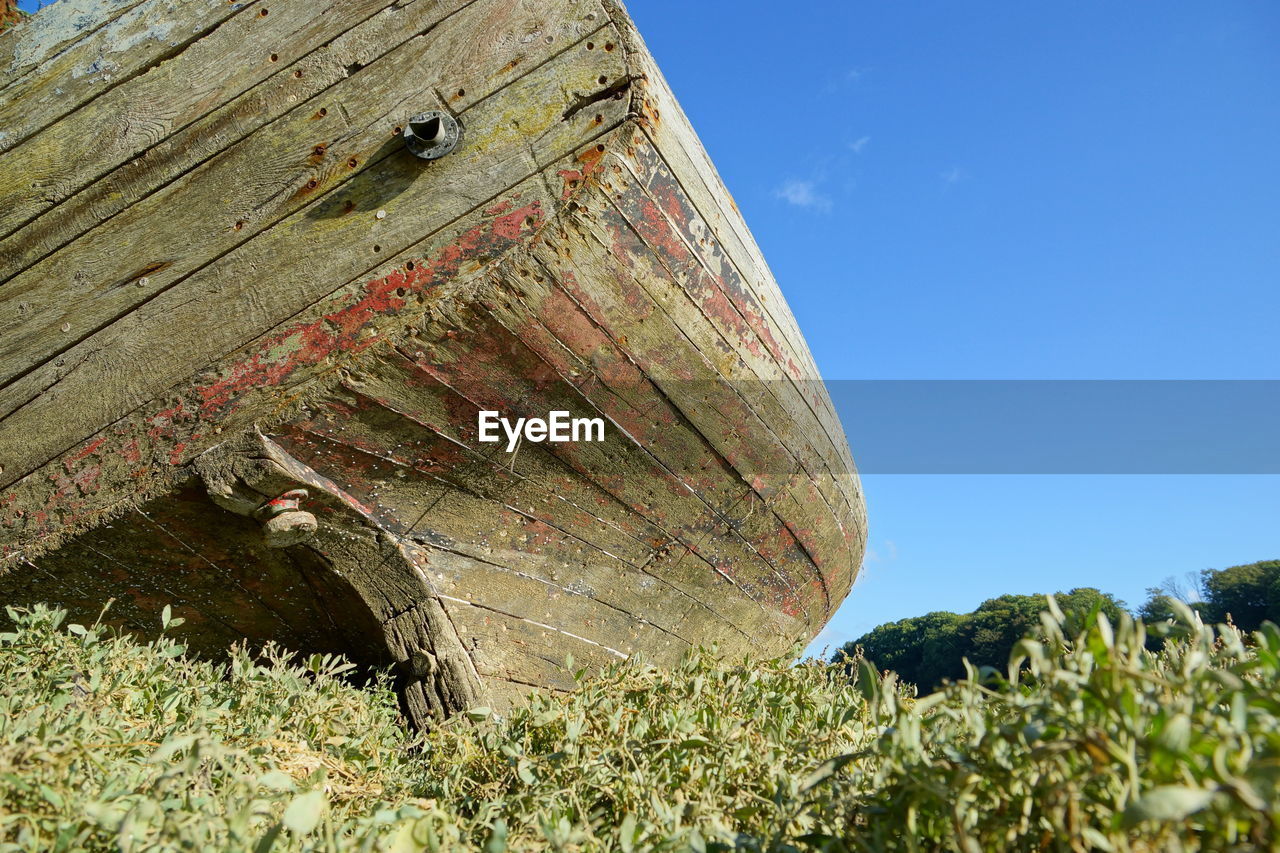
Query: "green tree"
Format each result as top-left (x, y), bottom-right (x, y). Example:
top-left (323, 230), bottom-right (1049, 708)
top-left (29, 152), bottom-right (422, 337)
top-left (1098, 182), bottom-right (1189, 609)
top-left (1055, 587), bottom-right (1128, 621)
top-left (1139, 592), bottom-right (1181, 624)
top-left (960, 594), bottom-right (1045, 671)
top-left (848, 610), bottom-right (965, 688)
top-left (1198, 559), bottom-right (1280, 630)
top-left (1137, 561), bottom-right (1280, 635)
top-left (834, 588), bottom-right (1125, 691)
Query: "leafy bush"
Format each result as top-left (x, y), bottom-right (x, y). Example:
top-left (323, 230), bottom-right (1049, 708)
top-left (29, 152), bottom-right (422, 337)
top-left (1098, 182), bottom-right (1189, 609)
top-left (2, 600), bottom-right (1277, 851)
top-left (0, 603), bottom-right (430, 851)
top-left (833, 600), bottom-right (1280, 851)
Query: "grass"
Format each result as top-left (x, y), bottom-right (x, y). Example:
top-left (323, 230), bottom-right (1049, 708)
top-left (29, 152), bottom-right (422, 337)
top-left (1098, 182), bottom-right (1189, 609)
top-left (1, 599), bottom-right (1276, 851)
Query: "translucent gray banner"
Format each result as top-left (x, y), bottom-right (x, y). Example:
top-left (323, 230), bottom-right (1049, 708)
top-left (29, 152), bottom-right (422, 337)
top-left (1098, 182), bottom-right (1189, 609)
top-left (821, 380), bottom-right (1279, 473)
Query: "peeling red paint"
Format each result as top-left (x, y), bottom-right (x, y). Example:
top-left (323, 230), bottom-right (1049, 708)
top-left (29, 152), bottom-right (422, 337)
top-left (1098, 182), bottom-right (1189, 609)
top-left (121, 438), bottom-right (143, 464)
top-left (3, 136), bottom-right (856, 639)
top-left (554, 144), bottom-right (609, 201)
top-left (626, 138), bottom-right (803, 379)
top-left (147, 401), bottom-right (189, 440)
top-left (62, 438), bottom-right (106, 471)
top-left (197, 201), bottom-right (545, 419)
top-left (2, 192), bottom-right (545, 556)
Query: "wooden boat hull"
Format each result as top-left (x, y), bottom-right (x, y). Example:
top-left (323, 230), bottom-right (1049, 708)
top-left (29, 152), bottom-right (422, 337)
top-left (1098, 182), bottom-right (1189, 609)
top-left (0, 0), bottom-right (865, 723)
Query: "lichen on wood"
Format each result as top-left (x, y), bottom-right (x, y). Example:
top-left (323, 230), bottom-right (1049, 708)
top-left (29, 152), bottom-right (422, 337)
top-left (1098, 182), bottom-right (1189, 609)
top-left (0, 0), bottom-right (866, 723)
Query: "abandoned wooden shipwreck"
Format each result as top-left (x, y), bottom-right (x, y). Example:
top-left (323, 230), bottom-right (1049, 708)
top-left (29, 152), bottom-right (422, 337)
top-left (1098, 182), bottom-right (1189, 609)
top-left (0, 0), bottom-right (865, 725)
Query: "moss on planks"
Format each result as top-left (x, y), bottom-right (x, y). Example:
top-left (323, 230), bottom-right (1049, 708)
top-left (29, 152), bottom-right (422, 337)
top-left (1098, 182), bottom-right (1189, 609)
top-left (0, 0), bottom-right (865, 711)
top-left (0, 20), bottom-right (629, 487)
top-left (0, 0), bottom-right (477, 280)
top-left (0, 0), bottom-right (613, 386)
top-left (0, 0), bottom-right (250, 158)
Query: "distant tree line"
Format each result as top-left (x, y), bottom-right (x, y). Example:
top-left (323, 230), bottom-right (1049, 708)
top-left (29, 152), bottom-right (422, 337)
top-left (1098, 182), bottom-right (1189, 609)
top-left (1138, 560), bottom-right (1280, 630)
top-left (833, 559), bottom-right (1279, 691)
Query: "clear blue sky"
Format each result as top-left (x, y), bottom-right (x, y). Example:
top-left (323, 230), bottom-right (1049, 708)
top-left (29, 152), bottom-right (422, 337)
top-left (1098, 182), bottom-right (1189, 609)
top-left (623, 1), bottom-right (1280, 652)
top-left (14, 0), bottom-right (1277, 652)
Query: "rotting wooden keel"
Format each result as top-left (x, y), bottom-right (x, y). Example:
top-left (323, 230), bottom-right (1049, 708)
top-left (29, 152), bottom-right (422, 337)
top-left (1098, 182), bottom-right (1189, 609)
top-left (0, 0), bottom-right (866, 725)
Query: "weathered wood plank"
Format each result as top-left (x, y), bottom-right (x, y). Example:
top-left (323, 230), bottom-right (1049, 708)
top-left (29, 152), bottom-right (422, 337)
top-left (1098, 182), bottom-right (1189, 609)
top-left (0, 0), bottom-right (253, 156)
top-left (390, 269), bottom-right (813, 639)
top-left (593, 124), bottom-right (865, 604)
top-left (609, 11), bottom-right (858, 495)
top-left (414, 541), bottom-right (696, 653)
top-left (608, 137), bottom-right (857, 499)
top-left (522, 229), bottom-right (827, 629)
top-left (442, 594), bottom-right (629, 695)
top-left (184, 171), bottom-right (569, 434)
top-left (280, 365), bottom-right (761, 646)
top-left (588, 151), bottom-right (861, 604)
top-left (455, 303), bottom-right (781, 640)
top-left (0, 167), bottom-right (540, 537)
top-left (0, 0), bottom-right (613, 388)
top-left (0, 0), bottom-right (478, 281)
top-left (0, 0), bottom-right (146, 90)
top-left (398, 285), bottom-right (801, 610)
top-left (0, 23), bottom-right (628, 486)
top-left (294, 375), bottom-right (661, 568)
top-left (615, 23), bottom-right (812, 374)
top-left (626, 120), bottom-right (854, 468)
top-left (1, 0), bottom-right (362, 231)
top-left (617, 131), bottom-right (860, 507)
top-left (280, 325), bottom-right (774, 643)
top-left (596, 161), bottom-right (846, 500)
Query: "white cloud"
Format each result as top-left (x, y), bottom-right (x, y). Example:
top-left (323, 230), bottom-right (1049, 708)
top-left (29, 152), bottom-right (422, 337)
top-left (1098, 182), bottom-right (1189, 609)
top-left (774, 179), bottom-right (832, 212)
top-left (940, 166), bottom-right (967, 186)
top-left (823, 67), bottom-right (871, 94)
top-left (849, 135), bottom-right (871, 154)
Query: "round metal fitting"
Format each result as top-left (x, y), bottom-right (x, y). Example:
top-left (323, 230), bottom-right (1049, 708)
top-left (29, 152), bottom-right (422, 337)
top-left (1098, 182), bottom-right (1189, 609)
top-left (403, 110), bottom-right (461, 160)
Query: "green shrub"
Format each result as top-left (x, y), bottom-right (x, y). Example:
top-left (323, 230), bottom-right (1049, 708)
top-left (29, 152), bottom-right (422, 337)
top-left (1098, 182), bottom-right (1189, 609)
top-left (1, 600), bottom-right (1277, 851)
top-left (825, 600), bottom-right (1280, 852)
top-left (0, 603), bottom-right (430, 852)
